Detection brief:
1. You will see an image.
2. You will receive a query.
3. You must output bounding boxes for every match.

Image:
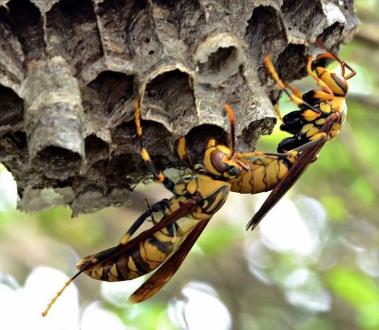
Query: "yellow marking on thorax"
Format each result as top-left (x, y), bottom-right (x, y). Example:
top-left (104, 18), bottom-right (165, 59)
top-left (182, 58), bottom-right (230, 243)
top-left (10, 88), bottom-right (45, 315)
top-left (330, 97), bottom-right (345, 112)
top-left (303, 124), bottom-right (320, 137)
top-left (186, 179), bottom-right (197, 195)
top-left (320, 102), bottom-right (331, 113)
top-left (303, 109), bottom-right (320, 121)
top-left (315, 118), bottom-right (326, 125)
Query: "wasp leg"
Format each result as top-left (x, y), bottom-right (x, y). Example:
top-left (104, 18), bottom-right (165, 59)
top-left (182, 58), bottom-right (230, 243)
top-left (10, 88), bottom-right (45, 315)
top-left (316, 51), bottom-right (356, 80)
top-left (144, 197), bottom-right (158, 225)
top-left (78, 198), bottom-right (171, 269)
top-left (264, 55), bottom-right (305, 107)
top-left (277, 136), bottom-right (307, 153)
top-left (224, 104), bottom-right (236, 154)
top-left (264, 55), bottom-right (322, 116)
top-left (118, 198), bottom-right (171, 245)
top-left (134, 97), bottom-right (175, 193)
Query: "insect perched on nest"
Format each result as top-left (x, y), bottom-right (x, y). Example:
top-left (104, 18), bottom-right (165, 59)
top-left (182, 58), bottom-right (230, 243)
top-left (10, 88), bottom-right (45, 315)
top-left (42, 48), bottom-right (354, 316)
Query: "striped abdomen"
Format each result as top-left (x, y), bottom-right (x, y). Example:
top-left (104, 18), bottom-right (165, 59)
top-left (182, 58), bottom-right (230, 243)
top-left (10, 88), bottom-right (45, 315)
top-left (82, 175), bottom-right (230, 281)
top-left (230, 156), bottom-right (293, 194)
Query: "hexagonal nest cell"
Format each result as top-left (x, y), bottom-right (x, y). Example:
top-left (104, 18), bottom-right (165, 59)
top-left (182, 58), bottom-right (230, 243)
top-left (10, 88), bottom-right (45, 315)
top-left (0, 0), bottom-right (358, 215)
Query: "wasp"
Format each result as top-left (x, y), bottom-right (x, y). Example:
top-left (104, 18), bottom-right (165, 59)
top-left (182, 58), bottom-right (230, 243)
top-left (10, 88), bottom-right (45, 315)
top-left (264, 50), bottom-right (356, 153)
top-left (42, 97), bottom-right (322, 316)
top-left (245, 50), bottom-right (356, 230)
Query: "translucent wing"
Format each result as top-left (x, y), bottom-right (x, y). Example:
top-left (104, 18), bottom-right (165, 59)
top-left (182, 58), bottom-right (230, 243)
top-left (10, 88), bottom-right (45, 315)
top-left (77, 199), bottom-right (200, 273)
top-left (246, 113), bottom-right (340, 230)
top-left (128, 219), bottom-right (209, 303)
top-left (42, 199), bottom-right (199, 317)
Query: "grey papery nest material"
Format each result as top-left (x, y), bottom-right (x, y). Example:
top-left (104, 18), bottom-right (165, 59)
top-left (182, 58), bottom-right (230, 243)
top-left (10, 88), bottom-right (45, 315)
top-left (0, 0), bottom-right (357, 215)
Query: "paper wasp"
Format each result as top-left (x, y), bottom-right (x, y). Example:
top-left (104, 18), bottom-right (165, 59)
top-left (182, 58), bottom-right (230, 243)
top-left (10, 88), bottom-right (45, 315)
top-left (245, 49), bottom-right (356, 230)
top-left (42, 48), bottom-right (354, 315)
top-left (264, 50), bottom-right (356, 153)
top-left (42, 96), bottom-right (323, 316)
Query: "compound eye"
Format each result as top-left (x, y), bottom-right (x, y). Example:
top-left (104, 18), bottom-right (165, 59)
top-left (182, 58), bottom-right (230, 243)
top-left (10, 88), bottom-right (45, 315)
top-left (210, 150), bottom-right (228, 174)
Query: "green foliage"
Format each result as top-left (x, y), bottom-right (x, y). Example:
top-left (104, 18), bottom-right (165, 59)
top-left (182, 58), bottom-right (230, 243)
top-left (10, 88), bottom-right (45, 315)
top-left (320, 195), bottom-right (347, 223)
top-left (327, 268), bottom-right (379, 329)
top-left (198, 223), bottom-right (241, 255)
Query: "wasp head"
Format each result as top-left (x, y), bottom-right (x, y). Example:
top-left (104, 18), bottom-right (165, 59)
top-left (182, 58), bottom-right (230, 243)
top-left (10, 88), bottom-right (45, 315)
top-left (203, 139), bottom-right (246, 179)
top-left (315, 65), bottom-right (348, 96)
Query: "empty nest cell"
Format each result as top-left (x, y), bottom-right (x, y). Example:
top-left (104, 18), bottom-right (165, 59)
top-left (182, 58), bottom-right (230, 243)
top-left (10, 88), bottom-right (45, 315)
top-left (0, 85), bottom-right (23, 129)
top-left (2, 0), bottom-right (45, 63)
top-left (282, 0), bottom-right (324, 34)
top-left (96, 0), bottom-right (147, 58)
top-left (46, 0), bottom-right (102, 74)
top-left (34, 145), bottom-right (82, 180)
top-left (275, 44), bottom-right (307, 82)
top-left (195, 33), bottom-right (246, 84)
top-left (245, 6), bottom-right (287, 67)
top-left (84, 134), bottom-right (109, 168)
top-left (143, 69), bottom-right (196, 136)
top-left (87, 71), bottom-right (134, 119)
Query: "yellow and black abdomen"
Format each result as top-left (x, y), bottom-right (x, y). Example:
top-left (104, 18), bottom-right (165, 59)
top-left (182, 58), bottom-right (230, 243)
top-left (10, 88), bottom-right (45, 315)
top-left (230, 156), bottom-right (291, 194)
top-left (82, 175), bottom-right (231, 282)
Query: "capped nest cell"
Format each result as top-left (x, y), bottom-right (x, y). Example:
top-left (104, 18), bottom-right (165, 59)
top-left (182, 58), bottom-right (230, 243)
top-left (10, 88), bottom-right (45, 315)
top-left (0, 0), bottom-right (358, 215)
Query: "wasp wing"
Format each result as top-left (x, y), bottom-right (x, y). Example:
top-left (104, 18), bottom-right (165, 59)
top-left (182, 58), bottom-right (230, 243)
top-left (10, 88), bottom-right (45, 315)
top-left (77, 198), bottom-right (199, 273)
top-left (246, 114), bottom-right (339, 231)
top-left (42, 197), bottom-right (201, 317)
top-left (128, 219), bottom-right (210, 303)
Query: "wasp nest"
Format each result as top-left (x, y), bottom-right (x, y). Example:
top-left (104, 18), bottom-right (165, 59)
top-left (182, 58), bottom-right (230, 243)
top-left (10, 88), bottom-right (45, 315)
top-left (0, 0), bottom-right (357, 215)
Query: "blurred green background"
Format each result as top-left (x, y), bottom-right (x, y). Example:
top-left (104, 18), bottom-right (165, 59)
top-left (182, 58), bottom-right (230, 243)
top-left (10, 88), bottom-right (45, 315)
top-left (1, 1), bottom-right (379, 329)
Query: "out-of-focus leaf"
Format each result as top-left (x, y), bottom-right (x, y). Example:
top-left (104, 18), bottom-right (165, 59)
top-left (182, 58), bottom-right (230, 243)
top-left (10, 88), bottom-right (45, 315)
top-left (350, 177), bottom-right (376, 206)
top-left (298, 317), bottom-right (334, 330)
top-left (117, 302), bottom-right (175, 330)
top-left (198, 224), bottom-right (240, 255)
top-left (327, 268), bottom-right (379, 306)
top-left (327, 268), bottom-right (379, 328)
top-left (320, 195), bottom-right (348, 223)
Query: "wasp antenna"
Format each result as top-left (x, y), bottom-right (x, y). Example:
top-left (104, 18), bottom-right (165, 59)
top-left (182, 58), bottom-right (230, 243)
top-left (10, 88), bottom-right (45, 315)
top-left (41, 270), bottom-right (84, 317)
top-left (316, 50), bottom-right (356, 80)
top-left (224, 104), bottom-right (236, 157)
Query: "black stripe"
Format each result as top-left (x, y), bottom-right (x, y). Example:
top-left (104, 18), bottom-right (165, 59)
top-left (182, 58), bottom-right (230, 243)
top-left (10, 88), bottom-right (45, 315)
top-left (148, 236), bottom-right (173, 254)
top-left (132, 250), bottom-right (151, 273)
